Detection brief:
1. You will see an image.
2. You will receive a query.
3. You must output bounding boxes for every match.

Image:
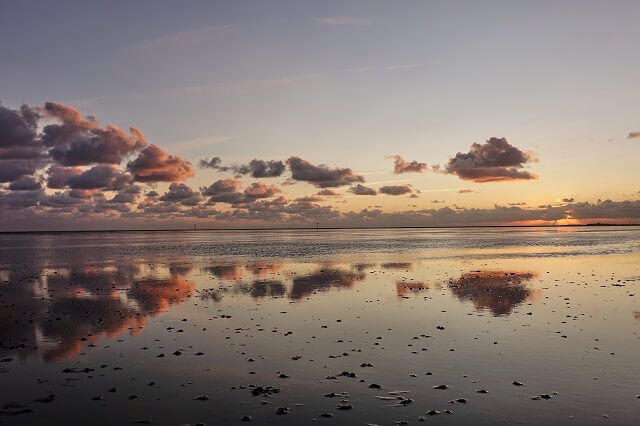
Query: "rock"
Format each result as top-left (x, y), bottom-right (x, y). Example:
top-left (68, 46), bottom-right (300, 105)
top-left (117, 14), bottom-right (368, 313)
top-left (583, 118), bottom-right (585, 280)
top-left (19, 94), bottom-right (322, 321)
top-left (275, 407), bottom-right (289, 415)
top-left (34, 394), bottom-right (55, 403)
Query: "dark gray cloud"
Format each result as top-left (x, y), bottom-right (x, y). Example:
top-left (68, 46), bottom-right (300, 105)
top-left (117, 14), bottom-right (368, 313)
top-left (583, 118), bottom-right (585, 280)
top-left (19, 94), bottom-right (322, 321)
top-left (46, 166), bottom-right (83, 189)
top-left (317, 189), bottom-right (341, 197)
top-left (0, 159), bottom-right (43, 183)
top-left (159, 182), bottom-right (202, 206)
top-left (108, 185), bottom-right (142, 204)
top-left (65, 165), bottom-right (131, 190)
top-left (201, 180), bottom-right (282, 205)
top-left (446, 137), bottom-right (537, 182)
top-left (349, 184), bottom-right (377, 195)
top-left (0, 103), bottom-right (47, 182)
top-left (42, 102), bottom-right (146, 166)
top-left (199, 156), bottom-right (224, 169)
top-left (388, 155), bottom-right (427, 174)
top-left (379, 184), bottom-right (414, 195)
top-left (8, 176), bottom-right (42, 191)
top-left (199, 157), bottom-right (286, 178)
top-left (160, 183), bottom-right (197, 201)
top-left (235, 159), bottom-right (285, 178)
top-left (40, 191), bottom-right (87, 208)
top-left (286, 156), bottom-right (364, 187)
top-left (127, 144), bottom-right (194, 182)
top-left (49, 125), bottom-right (146, 166)
top-left (0, 189), bottom-right (44, 209)
top-left (0, 103), bottom-right (42, 155)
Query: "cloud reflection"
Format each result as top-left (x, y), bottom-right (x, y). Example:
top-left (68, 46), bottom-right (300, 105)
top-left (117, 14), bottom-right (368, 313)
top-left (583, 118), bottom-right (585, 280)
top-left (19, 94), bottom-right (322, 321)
top-left (0, 264), bottom-right (194, 362)
top-left (448, 270), bottom-right (538, 316)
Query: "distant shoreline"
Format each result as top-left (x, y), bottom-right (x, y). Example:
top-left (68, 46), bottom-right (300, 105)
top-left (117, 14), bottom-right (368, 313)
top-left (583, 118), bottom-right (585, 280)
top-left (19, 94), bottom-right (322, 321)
top-left (0, 223), bottom-right (638, 235)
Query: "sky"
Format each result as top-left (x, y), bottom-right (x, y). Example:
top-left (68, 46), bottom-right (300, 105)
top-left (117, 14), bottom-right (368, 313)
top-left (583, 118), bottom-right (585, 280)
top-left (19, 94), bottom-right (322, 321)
top-left (1, 0), bottom-right (639, 230)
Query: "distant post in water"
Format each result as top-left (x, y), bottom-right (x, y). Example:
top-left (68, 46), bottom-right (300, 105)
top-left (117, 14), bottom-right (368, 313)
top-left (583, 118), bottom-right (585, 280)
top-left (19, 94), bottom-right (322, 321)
top-left (193, 223), bottom-right (196, 231)
top-left (316, 222), bottom-right (319, 232)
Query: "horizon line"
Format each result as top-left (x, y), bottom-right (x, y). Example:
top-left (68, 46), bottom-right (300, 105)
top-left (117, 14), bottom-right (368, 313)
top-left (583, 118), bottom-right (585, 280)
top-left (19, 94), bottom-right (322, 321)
top-left (0, 223), bottom-right (638, 235)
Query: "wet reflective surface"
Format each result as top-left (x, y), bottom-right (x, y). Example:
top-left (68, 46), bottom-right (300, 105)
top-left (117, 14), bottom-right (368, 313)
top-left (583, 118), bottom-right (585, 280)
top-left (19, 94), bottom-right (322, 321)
top-left (0, 227), bottom-right (639, 424)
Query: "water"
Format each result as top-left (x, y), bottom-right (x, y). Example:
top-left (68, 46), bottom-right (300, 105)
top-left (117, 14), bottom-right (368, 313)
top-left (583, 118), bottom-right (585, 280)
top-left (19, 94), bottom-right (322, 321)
top-left (0, 227), bottom-right (639, 425)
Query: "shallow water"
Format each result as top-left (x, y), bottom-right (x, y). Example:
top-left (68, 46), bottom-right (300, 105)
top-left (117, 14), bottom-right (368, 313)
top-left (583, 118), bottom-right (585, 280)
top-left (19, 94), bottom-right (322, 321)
top-left (0, 226), bottom-right (639, 425)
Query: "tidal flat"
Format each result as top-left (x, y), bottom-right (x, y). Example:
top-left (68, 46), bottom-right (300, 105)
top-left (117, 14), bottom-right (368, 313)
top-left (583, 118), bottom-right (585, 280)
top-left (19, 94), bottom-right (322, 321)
top-left (0, 227), bottom-right (639, 425)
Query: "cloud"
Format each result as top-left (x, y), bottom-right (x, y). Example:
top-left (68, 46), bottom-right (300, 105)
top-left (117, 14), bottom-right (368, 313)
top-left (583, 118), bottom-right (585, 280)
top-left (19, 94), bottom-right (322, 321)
top-left (200, 178), bottom-right (241, 196)
top-left (448, 270), bottom-right (537, 316)
top-left (388, 155), bottom-right (427, 174)
top-left (379, 184), bottom-right (414, 196)
top-left (46, 166), bottom-right (83, 189)
top-left (0, 188), bottom-right (44, 209)
top-left (201, 180), bottom-right (282, 205)
top-left (159, 183), bottom-right (202, 205)
top-left (127, 144), bottom-right (194, 182)
top-left (108, 185), bottom-right (141, 204)
top-left (126, 25), bottom-right (233, 52)
top-left (65, 165), bottom-right (131, 190)
top-left (562, 197), bottom-right (574, 203)
top-left (1, 100), bottom-right (187, 192)
top-left (0, 103), bottom-right (41, 155)
top-left (458, 189), bottom-right (473, 193)
top-left (0, 159), bottom-right (44, 183)
top-left (199, 156), bottom-right (224, 169)
top-left (286, 156), bottom-right (364, 188)
top-left (42, 102), bottom-right (146, 166)
top-left (0, 103), bottom-right (46, 182)
top-left (446, 137), bottom-right (537, 182)
top-left (317, 189), bottom-right (341, 197)
top-left (8, 176), bottom-right (42, 191)
top-left (200, 157), bottom-right (286, 178)
top-left (314, 17), bottom-right (373, 26)
top-left (349, 184), bottom-right (377, 195)
top-left (234, 159), bottom-right (286, 178)
top-left (290, 267), bottom-right (366, 300)
top-left (295, 195), bottom-right (324, 202)
top-left (627, 131), bottom-right (640, 139)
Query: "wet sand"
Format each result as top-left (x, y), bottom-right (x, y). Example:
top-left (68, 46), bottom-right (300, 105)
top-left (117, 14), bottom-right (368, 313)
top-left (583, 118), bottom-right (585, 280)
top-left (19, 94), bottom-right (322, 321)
top-left (0, 227), bottom-right (639, 425)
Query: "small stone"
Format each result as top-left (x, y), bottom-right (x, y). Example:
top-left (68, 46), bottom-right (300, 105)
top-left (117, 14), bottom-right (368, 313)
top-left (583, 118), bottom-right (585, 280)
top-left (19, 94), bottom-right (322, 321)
top-left (275, 406), bottom-right (289, 415)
